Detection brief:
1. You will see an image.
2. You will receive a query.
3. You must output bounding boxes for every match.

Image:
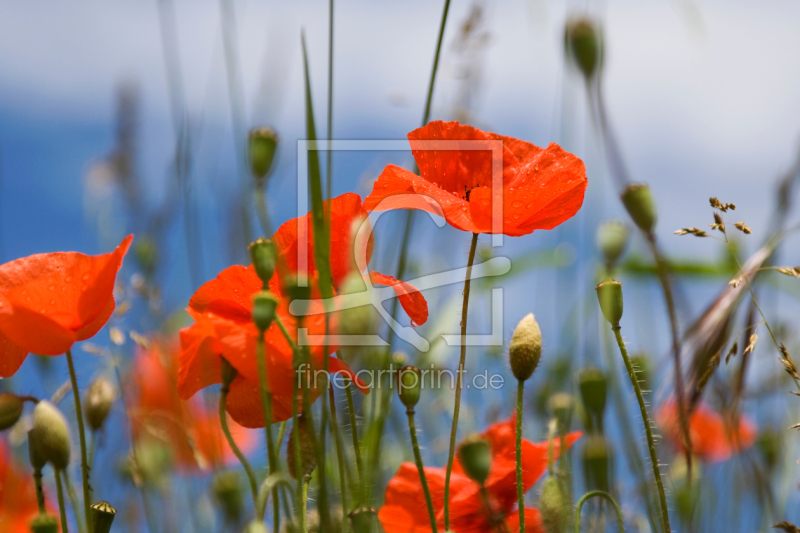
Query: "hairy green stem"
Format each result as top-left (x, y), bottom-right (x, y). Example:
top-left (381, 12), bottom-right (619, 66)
top-left (64, 470), bottom-right (86, 533)
top-left (330, 387), bottom-right (350, 531)
top-left (219, 386), bottom-right (258, 507)
top-left (65, 349), bottom-right (91, 531)
top-left (256, 333), bottom-right (280, 531)
top-left (575, 491), bottom-right (625, 533)
top-left (33, 469), bottom-right (46, 513)
top-left (345, 376), bottom-right (364, 502)
top-left (301, 475), bottom-right (311, 533)
top-left (255, 187), bottom-right (273, 238)
top-left (54, 469), bottom-right (69, 533)
top-left (516, 380), bottom-right (525, 533)
top-left (407, 407), bottom-right (437, 532)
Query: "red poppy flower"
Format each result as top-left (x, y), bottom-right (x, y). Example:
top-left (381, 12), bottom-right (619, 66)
top-left (1, 438), bottom-right (52, 532)
top-left (129, 338), bottom-right (256, 471)
top-left (363, 121), bottom-right (587, 237)
top-left (0, 235), bottom-right (133, 377)
top-left (379, 416), bottom-right (582, 533)
top-left (656, 400), bottom-right (756, 463)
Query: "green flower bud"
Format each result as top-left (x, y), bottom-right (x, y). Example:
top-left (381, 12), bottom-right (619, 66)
top-left (84, 378), bottom-right (116, 431)
top-left (564, 18), bottom-right (603, 80)
top-left (595, 278), bottom-right (623, 326)
top-left (457, 435), bottom-right (492, 485)
top-left (548, 392), bottom-right (574, 432)
top-left (29, 401), bottom-right (70, 470)
top-left (397, 366), bottom-right (422, 410)
top-left (0, 393), bottom-right (24, 431)
top-left (220, 357), bottom-right (238, 390)
top-left (337, 273), bottom-right (378, 337)
top-left (243, 521), bottom-right (268, 533)
top-left (578, 367), bottom-right (607, 428)
top-left (252, 291), bottom-right (279, 333)
top-left (539, 476), bottom-right (569, 533)
top-left (596, 220), bottom-right (629, 268)
top-left (509, 313), bottom-right (542, 382)
top-left (348, 506), bottom-right (380, 533)
top-left (620, 183), bottom-right (657, 233)
top-left (29, 513), bottom-right (59, 533)
top-left (211, 471), bottom-right (243, 523)
top-left (287, 415), bottom-right (317, 479)
top-left (248, 127), bottom-right (278, 182)
top-left (90, 501), bottom-right (117, 533)
top-left (248, 238), bottom-right (277, 288)
top-left (581, 434), bottom-right (612, 493)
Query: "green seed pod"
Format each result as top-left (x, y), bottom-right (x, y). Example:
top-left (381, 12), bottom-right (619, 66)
top-left (397, 366), bottom-right (422, 409)
top-left (248, 127), bottom-right (279, 183)
top-left (595, 278), bottom-right (623, 326)
top-left (509, 313), bottom-right (542, 382)
top-left (248, 238), bottom-right (277, 288)
top-left (564, 17), bottom-right (603, 80)
top-left (596, 220), bottom-right (629, 269)
top-left (90, 501), bottom-right (117, 533)
top-left (287, 415), bottom-right (317, 479)
top-left (578, 367), bottom-right (607, 428)
top-left (252, 291), bottom-right (279, 333)
top-left (539, 476), bottom-right (569, 533)
top-left (29, 401), bottom-right (70, 470)
top-left (349, 506), bottom-right (380, 533)
top-left (220, 357), bottom-right (238, 389)
top-left (0, 393), bottom-right (24, 431)
top-left (29, 513), bottom-right (59, 533)
top-left (620, 183), bottom-right (657, 233)
top-left (548, 392), bottom-right (574, 433)
top-left (84, 378), bottom-right (116, 431)
top-left (457, 435), bottom-right (492, 486)
top-left (581, 434), bottom-right (612, 493)
top-left (211, 471), bottom-right (243, 523)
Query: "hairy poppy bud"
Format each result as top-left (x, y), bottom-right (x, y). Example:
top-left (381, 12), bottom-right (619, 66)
top-left (349, 506), bottom-right (380, 533)
top-left (84, 378), bottom-right (116, 431)
top-left (539, 476), bottom-right (569, 533)
top-left (596, 220), bottom-right (628, 269)
top-left (620, 183), bottom-right (657, 233)
top-left (220, 357), bottom-right (238, 390)
top-left (509, 313), bottom-right (542, 382)
top-left (211, 471), bottom-right (243, 523)
top-left (565, 17), bottom-right (602, 80)
top-left (578, 367), bottom-right (607, 429)
top-left (252, 291), bottom-right (279, 333)
top-left (90, 501), bottom-right (117, 533)
top-left (287, 415), bottom-right (316, 479)
top-left (595, 278), bottom-right (623, 326)
top-left (30, 513), bottom-right (59, 533)
top-left (248, 127), bottom-right (278, 182)
top-left (29, 401), bottom-right (70, 470)
top-left (397, 366), bottom-right (422, 409)
top-left (0, 393), bottom-right (24, 431)
top-left (582, 434), bottom-right (612, 493)
top-left (457, 435), bottom-right (492, 485)
top-left (548, 392), bottom-right (574, 432)
top-left (243, 521), bottom-right (268, 533)
top-left (248, 238), bottom-right (277, 287)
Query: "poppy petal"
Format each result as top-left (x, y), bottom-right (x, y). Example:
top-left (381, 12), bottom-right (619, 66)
top-left (188, 265), bottom-right (262, 324)
top-left (505, 508), bottom-right (545, 533)
top-left (177, 316), bottom-right (223, 400)
top-left (369, 271), bottom-right (429, 326)
top-left (0, 330), bottom-right (28, 378)
top-left (75, 295), bottom-right (115, 341)
top-left (0, 303), bottom-right (75, 355)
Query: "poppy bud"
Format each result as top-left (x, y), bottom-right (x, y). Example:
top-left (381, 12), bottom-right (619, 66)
top-left (283, 274), bottom-right (312, 303)
top-left (90, 501), bottom-right (117, 533)
top-left (596, 220), bottom-right (629, 269)
top-left (509, 313), bottom-right (542, 382)
top-left (0, 393), bottom-right (24, 431)
top-left (337, 273), bottom-right (378, 338)
top-left (252, 291), bottom-right (279, 333)
top-left (211, 471), bottom-right (243, 523)
top-left (28, 401), bottom-right (70, 470)
top-left (397, 366), bottom-right (422, 410)
top-left (243, 521), bottom-right (268, 533)
top-left (565, 18), bottom-right (603, 80)
top-left (84, 378), bottom-right (116, 431)
top-left (457, 435), bottom-right (492, 485)
top-left (287, 415), bottom-right (316, 479)
top-left (29, 513), bottom-right (59, 533)
top-left (539, 476), bottom-right (569, 533)
top-left (248, 127), bottom-right (278, 182)
top-left (620, 183), bottom-right (657, 233)
top-left (220, 357), bottom-right (238, 390)
top-left (548, 392), bottom-right (574, 432)
top-left (581, 434), bottom-right (612, 493)
top-left (578, 367), bottom-right (607, 428)
top-left (595, 278), bottom-right (623, 326)
top-left (248, 238), bottom-right (277, 288)
top-left (349, 506), bottom-right (380, 533)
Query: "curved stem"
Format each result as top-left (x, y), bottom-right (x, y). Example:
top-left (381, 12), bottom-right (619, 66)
top-left (444, 232), bottom-right (479, 530)
top-left (256, 332), bottom-right (280, 531)
top-left (516, 380), bottom-right (525, 533)
top-left (574, 491), bottom-right (625, 533)
top-left (407, 408), bottom-right (437, 532)
top-left (422, 0), bottom-right (451, 126)
top-left (612, 326), bottom-right (671, 533)
top-left (329, 387), bottom-right (351, 531)
top-left (219, 386), bottom-right (259, 507)
top-left (54, 469), bottom-right (69, 533)
top-left (64, 470), bottom-right (87, 533)
top-left (65, 349), bottom-right (91, 531)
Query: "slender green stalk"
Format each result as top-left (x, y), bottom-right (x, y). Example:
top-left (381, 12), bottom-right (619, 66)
top-left (255, 333), bottom-right (280, 531)
top-left (301, 475), bottom-right (311, 533)
top-left (478, 485), bottom-right (511, 533)
top-left (219, 386), bottom-right (258, 506)
top-left (516, 380), bottom-right (525, 533)
top-left (575, 491), bottom-right (625, 533)
top-left (329, 387), bottom-right (351, 532)
top-left (407, 407), bottom-right (437, 532)
top-left (345, 376), bottom-right (364, 501)
top-left (33, 468), bottom-right (46, 513)
top-left (88, 431), bottom-right (96, 472)
top-left (54, 469), bottom-right (69, 533)
top-left (291, 362), bottom-right (303, 518)
top-left (63, 470), bottom-right (86, 533)
top-left (444, 232), bottom-right (479, 530)
top-left (255, 187), bottom-right (273, 237)
top-left (65, 349), bottom-right (91, 531)
top-left (422, 0), bottom-right (451, 126)
top-left (326, 0), bottom-right (335, 200)
top-left (611, 327), bottom-right (670, 533)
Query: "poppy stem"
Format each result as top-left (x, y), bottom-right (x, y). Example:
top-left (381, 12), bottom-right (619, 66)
top-left (291, 354), bottom-right (304, 522)
top-left (219, 385), bottom-right (259, 508)
top-left (255, 333), bottom-right (280, 532)
top-left (574, 491), bottom-right (625, 533)
top-left (33, 468), bottom-right (46, 513)
top-left (54, 468), bottom-right (69, 533)
top-left (443, 232), bottom-right (479, 530)
top-left (611, 326), bottom-right (671, 533)
top-left (329, 387), bottom-right (351, 532)
top-left (65, 348), bottom-right (92, 532)
top-left (301, 474), bottom-right (311, 533)
top-left (64, 469), bottom-right (87, 533)
top-left (406, 406), bottom-right (438, 532)
top-left (342, 376), bottom-right (364, 502)
top-left (516, 379), bottom-right (525, 533)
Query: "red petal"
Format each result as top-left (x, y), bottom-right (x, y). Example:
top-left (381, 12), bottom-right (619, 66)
top-left (0, 330), bottom-right (28, 378)
top-left (188, 265), bottom-right (261, 324)
top-left (177, 316), bottom-right (224, 400)
top-left (369, 271), bottom-right (428, 326)
top-left (505, 508), bottom-right (545, 533)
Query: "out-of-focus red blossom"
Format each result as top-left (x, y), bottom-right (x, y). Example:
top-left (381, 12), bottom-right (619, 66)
top-left (0, 235), bottom-right (132, 377)
top-left (129, 339), bottom-right (256, 470)
top-left (364, 121), bottom-right (587, 237)
top-left (656, 400), bottom-right (756, 463)
top-left (178, 193), bottom-right (425, 427)
top-left (379, 416), bottom-right (582, 533)
top-left (0, 439), bottom-right (52, 532)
